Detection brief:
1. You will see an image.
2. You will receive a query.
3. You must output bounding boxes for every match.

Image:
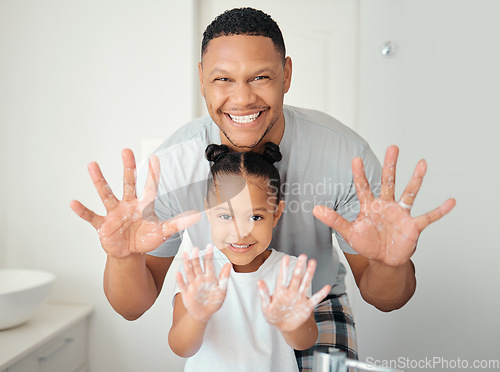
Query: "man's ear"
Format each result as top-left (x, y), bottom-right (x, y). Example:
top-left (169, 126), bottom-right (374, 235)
top-left (283, 57), bottom-right (292, 94)
top-left (198, 62), bottom-right (205, 98)
top-left (273, 200), bottom-right (285, 227)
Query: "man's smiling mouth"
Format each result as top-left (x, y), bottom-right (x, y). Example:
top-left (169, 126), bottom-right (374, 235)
top-left (227, 112), bottom-right (262, 124)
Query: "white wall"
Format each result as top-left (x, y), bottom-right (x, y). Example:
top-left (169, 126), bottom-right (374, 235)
top-left (354, 0), bottom-right (500, 369)
top-left (0, 1), bottom-right (196, 371)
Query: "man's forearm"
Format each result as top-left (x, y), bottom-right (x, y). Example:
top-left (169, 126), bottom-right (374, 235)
top-left (103, 254), bottom-right (159, 320)
top-left (358, 259), bottom-right (416, 312)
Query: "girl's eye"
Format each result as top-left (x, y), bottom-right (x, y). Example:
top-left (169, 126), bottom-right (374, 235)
top-left (219, 214), bottom-right (232, 220)
top-left (250, 215), bottom-right (263, 222)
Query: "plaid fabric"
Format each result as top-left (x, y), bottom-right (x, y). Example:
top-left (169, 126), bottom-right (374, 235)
top-left (295, 293), bottom-right (358, 372)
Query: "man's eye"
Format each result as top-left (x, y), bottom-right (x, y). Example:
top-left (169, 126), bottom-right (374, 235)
top-left (254, 76), bottom-right (269, 81)
top-left (215, 77), bottom-right (229, 82)
top-left (250, 215), bottom-right (263, 222)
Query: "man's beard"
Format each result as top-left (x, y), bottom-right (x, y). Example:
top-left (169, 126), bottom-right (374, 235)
top-left (220, 115), bottom-right (278, 150)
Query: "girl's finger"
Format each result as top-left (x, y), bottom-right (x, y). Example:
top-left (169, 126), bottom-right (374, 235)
top-left (176, 271), bottom-right (188, 293)
top-left (218, 262), bottom-right (231, 291)
top-left (257, 280), bottom-right (271, 310)
top-left (276, 255), bottom-right (290, 291)
top-left (190, 247), bottom-right (204, 277)
top-left (299, 259), bottom-right (317, 295)
top-left (183, 252), bottom-right (195, 283)
top-left (309, 285), bottom-right (332, 308)
top-left (204, 245), bottom-right (215, 278)
top-left (288, 255), bottom-right (308, 291)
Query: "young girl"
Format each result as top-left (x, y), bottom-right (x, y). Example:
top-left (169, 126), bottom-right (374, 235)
top-left (168, 143), bottom-right (331, 372)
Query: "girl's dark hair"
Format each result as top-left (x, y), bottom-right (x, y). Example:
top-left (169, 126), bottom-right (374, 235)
top-left (205, 142), bottom-right (282, 205)
top-left (201, 7), bottom-right (286, 63)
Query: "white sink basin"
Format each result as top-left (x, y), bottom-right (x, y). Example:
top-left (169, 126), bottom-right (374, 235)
top-left (0, 269), bottom-right (56, 330)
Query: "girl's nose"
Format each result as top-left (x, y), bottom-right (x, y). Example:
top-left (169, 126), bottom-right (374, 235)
top-left (231, 217), bottom-right (254, 240)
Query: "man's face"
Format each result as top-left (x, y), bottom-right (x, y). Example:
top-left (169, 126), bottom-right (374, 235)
top-left (199, 35), bottom-right (292, 152)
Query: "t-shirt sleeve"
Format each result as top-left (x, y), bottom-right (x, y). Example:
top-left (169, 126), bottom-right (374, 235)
top-left (334, 144), bottom-right (382, 254)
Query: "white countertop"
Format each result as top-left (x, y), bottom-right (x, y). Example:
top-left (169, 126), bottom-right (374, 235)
top-left (0, 302), bottom-right (93, 370)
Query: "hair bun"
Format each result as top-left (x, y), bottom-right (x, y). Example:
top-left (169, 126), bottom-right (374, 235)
top-left (205, 144), bottom-right (230, 163)
top-left (262, 142), bottom-right (282, 164)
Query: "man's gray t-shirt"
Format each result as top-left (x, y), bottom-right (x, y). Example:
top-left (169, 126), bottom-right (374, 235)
top-left (137, 105), bottom-right (381, 294)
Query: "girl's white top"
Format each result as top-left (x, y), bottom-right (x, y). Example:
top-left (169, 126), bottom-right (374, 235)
top-left (174, 247), bottom-right (304, 372)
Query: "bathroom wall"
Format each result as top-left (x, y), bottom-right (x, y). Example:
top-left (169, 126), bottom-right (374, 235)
top-left (0, 0), bottom-right (196, 370)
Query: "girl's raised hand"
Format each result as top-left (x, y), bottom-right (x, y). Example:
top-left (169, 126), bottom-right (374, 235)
top-left (257, 254), bottom-right (331, 332)
top-left (176, 246), bottom-right (232, 323)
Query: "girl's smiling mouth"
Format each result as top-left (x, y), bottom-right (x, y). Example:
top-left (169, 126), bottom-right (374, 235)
top-left (227, 242), bottom-right (256, 253)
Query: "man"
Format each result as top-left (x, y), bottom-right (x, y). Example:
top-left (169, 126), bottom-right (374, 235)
top-left (70, 7), bottom-right (455, 371)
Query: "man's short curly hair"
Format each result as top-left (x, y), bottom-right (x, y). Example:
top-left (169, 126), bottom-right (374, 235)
top-left (201, 7), bottom-right (286, 63)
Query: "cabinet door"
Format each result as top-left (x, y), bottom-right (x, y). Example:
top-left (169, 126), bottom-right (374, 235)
top-left (8, 320), bottom-right (87, 372)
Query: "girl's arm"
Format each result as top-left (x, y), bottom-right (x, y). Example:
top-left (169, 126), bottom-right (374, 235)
top-left (280, 312), bottom-right (319, 350)
top-left (168, 246), bottom-right (231, 357)
top-left (169, 294), bottom-right (209, 357)
top-left (258, 254), bottom-right (331, 350)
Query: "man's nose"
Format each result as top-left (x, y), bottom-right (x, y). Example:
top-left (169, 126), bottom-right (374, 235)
top-left (230, 82), bottom-right (256, 106)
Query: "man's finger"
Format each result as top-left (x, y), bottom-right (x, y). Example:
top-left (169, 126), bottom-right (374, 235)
top-left (122, 149), bottom-right (137, 201)
top-left (161, 211), bottom-right (201, 240)
top-left (69, 200), bottom-right (103, 230)
top-left (352, 157), bottom-right (375, 204)
top-left (88, 162), bottom-right (119, 211)
top-left (142, 155), bottom-right (161, 204)
top-left (414, 198), bottom-right (456, 231)
top-left (380, 146), bottom-right (399, 201)
top-left (399, 159), bottom-right (427, 209)
top-left (313, 205), bottom-right (351, 239)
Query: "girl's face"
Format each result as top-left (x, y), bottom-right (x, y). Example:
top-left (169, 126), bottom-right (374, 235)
top-left (206, 175), bottom-right (284, 273)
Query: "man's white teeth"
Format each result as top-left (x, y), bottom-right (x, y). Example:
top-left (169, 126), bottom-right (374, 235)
top-left (230, 243), bottom-right (251, 248)
top-left (228, 112), bottom-right (260, 124)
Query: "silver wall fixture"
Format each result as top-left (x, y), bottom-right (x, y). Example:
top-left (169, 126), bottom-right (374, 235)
top-left (380, 40), bottom-right (397, 57)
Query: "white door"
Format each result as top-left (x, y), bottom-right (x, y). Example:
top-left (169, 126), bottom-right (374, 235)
top-left (196, 0), bottom-right (360, 129)
top-left (195, 0), bottom-right (363, 318)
